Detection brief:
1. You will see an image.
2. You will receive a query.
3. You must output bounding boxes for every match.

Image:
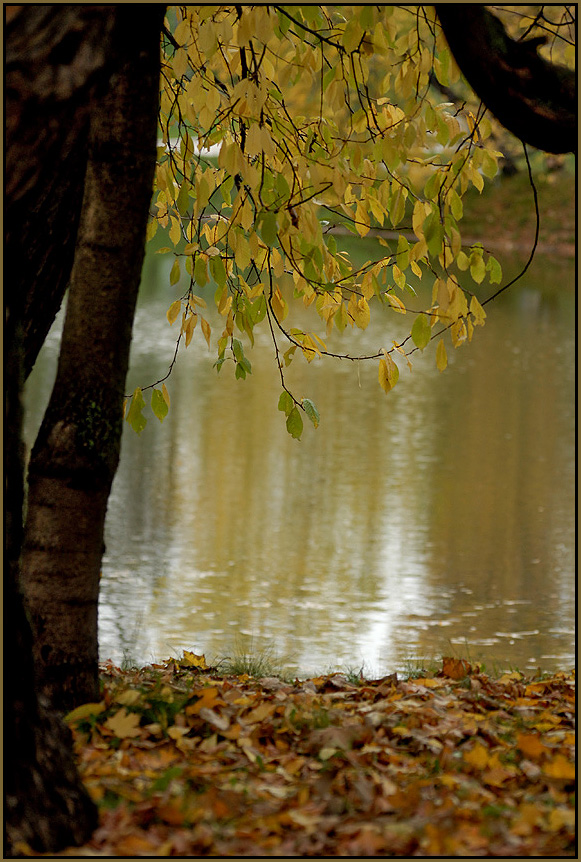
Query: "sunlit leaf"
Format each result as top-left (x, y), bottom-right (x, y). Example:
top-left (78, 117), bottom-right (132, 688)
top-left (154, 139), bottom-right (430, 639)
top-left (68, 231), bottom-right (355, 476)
top-left (166, 300), bottom-right (181, 326)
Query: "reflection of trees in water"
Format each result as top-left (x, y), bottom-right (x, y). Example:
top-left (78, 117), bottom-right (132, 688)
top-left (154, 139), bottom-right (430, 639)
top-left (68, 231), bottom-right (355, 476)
top-left (24, 251), bottom-right (574, 671)
top-left (416, 267), bottom-right (574, 668)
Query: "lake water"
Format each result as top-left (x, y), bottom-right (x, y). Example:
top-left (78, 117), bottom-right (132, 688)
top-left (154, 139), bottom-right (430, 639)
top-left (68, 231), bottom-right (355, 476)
top-left (24, 240), bottom-right (575, 677)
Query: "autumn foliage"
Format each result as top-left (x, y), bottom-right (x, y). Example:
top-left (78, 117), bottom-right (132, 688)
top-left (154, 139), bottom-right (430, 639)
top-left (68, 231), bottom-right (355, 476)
top-left (18, 658), bottom-right (575, 857)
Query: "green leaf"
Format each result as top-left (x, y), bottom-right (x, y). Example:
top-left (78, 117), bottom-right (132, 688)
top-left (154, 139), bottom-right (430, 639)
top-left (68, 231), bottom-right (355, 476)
top-left (449, 189), bottom-right (463, 221)
top-left (486, 255), bottom-right (502, 284)
top-left (210, 255), bottom-right (226, 288)
top-left (170, 258), bottom-right (181, 286)
top-left (286, 406), bottom-right (303, 439)
top-left (278, 390), bottom-right (294, 416)
top-left (194, 256), bottom-right (208, 287)
top-left (423, 211), bottom-right (444, 258)
top-left (411, 313), bottom-right (431, 350)
top-left (126, 387), bottom-right (147, 435)
top-left (302, 398), bottom-right (320, 428)
top-left (151, 388), bottom-right (169, 423)
top-left (257, 211), bottom-right (278, 247)
top-left (232, 338), bottom-right (244, 363)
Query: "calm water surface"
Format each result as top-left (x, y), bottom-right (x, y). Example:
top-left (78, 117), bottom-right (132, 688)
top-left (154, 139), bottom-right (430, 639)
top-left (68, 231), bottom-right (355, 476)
top-left (24, 244), bottom-right (575, 676)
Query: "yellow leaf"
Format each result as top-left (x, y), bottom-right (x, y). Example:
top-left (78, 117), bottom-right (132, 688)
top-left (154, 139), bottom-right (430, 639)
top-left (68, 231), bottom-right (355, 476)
top-left (181, 650), bottom-right (208, 668)
top-left (386, 293), bottom-right (406, 314)
top-left (516, 732), bottom-right (547, 760)
top-left (542, 754), bottom-right (575, 780)
top-left (271, 287), bottom-right (288, 323)
top-left (201, 316), bottom-right (211, 348)
top-left (167, 300), bottom-right (181, 326)
top-left (548, 807), bottom-right (576, 832)
top-left (378, 358), bottom-right (390, 393)
top-left (354, 201), bottom-right (370, 237)
top-left (352, 296), bottom-right (370, 329)
top-left (244, 701), bottom-right (277, 724)
top-left (186, 687), bottom-right (222, 716)
top-left (172, 48), bottom-right (188, 80)
top-left (168, 725), bottom-right (190, 739)
top-left (498, 671), bottom-right (523, 685)
top-left (184, 313), bottom-right (197, 347)
top-left (451, 319), bottom-right (467, 348)
top-left (378, 352), bottom-right (399, 393)
top-left (64, 702), bottom-right (106, 724)
top-left (115, 689), bottom-right (142, 707)
top-left (436, 338), bottom-right (447, 372)
top-left (470, 294), bottom-right (487, 325)
top-left (104, 707), bottom-right (142, 739)
top-left (464, 742), bottom-right (489, 770)
top-left (162, 383), bottom-right (170, 409)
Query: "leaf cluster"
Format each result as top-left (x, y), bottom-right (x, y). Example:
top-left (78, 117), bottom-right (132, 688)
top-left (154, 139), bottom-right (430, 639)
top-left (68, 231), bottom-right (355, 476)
top-left (128, 5), bottom-right (518, 436)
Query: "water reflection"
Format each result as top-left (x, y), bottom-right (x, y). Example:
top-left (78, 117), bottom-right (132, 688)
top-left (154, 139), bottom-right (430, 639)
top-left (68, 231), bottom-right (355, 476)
top-left (24, 248), bottom-right (575, 675)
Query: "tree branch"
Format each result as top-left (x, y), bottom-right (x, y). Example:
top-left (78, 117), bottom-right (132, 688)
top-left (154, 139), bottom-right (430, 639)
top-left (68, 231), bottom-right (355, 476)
top-left (435, 5), bottom-right (575, 153)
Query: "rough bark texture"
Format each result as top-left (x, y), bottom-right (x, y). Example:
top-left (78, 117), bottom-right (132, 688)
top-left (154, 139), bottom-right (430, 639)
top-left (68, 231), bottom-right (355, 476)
top-left (5, 5), bottom-right (119, 378)
top-left (4, 6), bottom-right (117, 855)
top-left (435, 5), bottom-right (576, 154)
top-left (5, 4), bottom-right (164, 854)
top-left (21, 6), bottom-right (164, 712)
top-left (4, 161), bottom-right (98, 862)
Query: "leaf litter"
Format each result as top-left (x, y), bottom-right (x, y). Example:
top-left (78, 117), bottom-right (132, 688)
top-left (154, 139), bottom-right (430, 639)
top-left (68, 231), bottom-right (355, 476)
top-left (22, 657), bottom-right (575, 857)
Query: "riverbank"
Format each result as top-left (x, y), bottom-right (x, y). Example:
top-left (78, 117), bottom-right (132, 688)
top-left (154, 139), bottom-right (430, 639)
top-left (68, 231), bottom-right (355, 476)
top-left (19, 658), bottom-right (575, 857)
top-left (459, 161), bottom-right (575, 258)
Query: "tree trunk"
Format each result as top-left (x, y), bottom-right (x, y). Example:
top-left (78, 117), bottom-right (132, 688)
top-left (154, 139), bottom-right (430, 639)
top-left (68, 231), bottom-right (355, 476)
top-left (21, 6), bottom-right (164, 712)
top-left (4, 141), bottom-right (97, 860)
top-left (435, 5), bottom-right (576, 154)
top-left (5, 5), bottom-right (119, 379)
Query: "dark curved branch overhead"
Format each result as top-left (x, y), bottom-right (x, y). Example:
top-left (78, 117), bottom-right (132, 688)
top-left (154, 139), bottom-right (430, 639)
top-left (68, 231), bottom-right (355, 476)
top-left (435, 5), bottom-right (576, 154)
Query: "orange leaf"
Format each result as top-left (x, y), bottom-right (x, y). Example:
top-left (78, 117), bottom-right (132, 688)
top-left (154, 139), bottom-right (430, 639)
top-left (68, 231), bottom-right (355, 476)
top-left (157, 801), bottom-right (187, 826)
top-left (186, 687), bottom-right (222, 715)
top-left (442, 656), bottom-right (471, 680)
top-left (115, 833), bottom-right (158, 855)
top-left (516, 732), bottom-right (547, 760)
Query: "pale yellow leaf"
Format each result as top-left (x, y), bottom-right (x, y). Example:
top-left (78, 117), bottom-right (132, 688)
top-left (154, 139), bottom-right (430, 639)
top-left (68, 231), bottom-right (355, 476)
top-left (104, 708), bottom-right (142, 739)
top-left (167, 300), bottom-right (181, 326)
top-left (436, 338), bottom-right (447, 372)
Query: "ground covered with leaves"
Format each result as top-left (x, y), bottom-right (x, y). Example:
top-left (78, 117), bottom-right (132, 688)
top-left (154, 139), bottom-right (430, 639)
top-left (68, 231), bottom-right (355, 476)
top-left (26, 657), bottom-right (575, 857)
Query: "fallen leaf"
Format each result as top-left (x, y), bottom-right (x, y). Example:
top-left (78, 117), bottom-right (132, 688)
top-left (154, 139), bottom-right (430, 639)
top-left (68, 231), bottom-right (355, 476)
top-left (180, 651), bottom-right (208, 669)
top-left (442, 656), bottom-right (472, 679)
top-left (516, 732), bottom-right (547, 760)
top-left (104, 707), bottom-right (142, 738)
top-left (542, 753), bottom-right (575, 780)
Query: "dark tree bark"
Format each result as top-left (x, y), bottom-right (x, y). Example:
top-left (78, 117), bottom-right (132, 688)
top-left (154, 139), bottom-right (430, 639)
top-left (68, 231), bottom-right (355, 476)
top-left (435, 5), bottom-right (576, 154)
top-left (20, 6), bottom-right (164, 711)
top-left (5, 4), bottom-right (163, 854)
top-left (4, 6), bottom-right (118, 855)
top-left (6, 5), bottom-right (119, 379)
